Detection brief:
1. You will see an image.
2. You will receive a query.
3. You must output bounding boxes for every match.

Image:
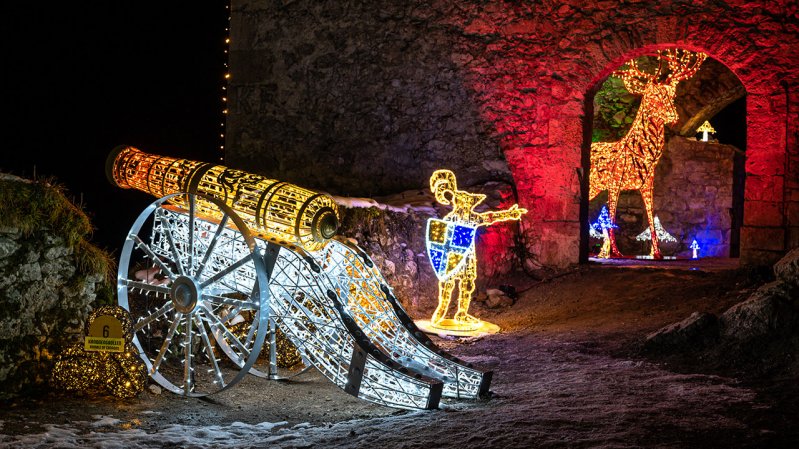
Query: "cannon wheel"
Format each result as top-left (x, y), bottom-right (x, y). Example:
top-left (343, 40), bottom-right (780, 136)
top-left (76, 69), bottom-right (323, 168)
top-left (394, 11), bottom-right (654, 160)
top-left (117, 192), bottom-right (269, 396)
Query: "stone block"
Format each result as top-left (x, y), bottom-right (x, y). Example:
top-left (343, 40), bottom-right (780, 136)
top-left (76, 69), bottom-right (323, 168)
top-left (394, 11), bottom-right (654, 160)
top-left (743, 201), bottom-right (784, 227)
top-left (744, 175), bottom-right (784, 202)
top-left (740, 226), bottom-right (786, 252)
top-left (741, 249), bottom-right (785, 267)
top-left (746, 151), bottom-right (786, 177)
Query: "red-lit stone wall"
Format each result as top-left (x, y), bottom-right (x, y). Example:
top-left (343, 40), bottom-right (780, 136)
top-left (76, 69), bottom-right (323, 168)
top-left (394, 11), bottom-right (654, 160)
top-left (229, 0), bottom-right (799, 268)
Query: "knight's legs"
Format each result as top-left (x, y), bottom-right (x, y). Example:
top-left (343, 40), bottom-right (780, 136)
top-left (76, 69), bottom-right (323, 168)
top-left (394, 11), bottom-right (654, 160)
top-left (432, 278), bottom-right (456, 325)
top-left (454, 256), bottom-right (480, 324)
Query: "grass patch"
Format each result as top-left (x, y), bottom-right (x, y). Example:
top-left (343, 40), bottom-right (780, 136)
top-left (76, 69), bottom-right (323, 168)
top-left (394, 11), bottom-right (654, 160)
top-left (0, 176), bottom-right (114, 284)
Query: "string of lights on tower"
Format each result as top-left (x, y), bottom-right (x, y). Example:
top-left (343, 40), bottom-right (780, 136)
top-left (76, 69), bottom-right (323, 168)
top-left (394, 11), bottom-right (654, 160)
top-left (220, 1), bottom-right (231, 161)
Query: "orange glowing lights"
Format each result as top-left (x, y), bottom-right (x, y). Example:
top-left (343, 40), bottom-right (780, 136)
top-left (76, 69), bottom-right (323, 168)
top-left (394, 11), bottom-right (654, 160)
top-left (589, 49), bottom-right (706, 259)
top-left (106, 146), bottom-right (339, 251)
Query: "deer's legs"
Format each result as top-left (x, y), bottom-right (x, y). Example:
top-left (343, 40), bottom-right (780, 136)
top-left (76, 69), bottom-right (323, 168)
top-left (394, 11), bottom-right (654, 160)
top-left (606, 188), bottom-right (624, 257)
top-left (640, 180), bottom-right (662, 259)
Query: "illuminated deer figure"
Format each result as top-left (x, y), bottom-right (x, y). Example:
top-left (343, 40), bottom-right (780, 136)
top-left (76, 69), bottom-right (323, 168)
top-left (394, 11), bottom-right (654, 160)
top-left (589, 49), bottom-right (706, 259)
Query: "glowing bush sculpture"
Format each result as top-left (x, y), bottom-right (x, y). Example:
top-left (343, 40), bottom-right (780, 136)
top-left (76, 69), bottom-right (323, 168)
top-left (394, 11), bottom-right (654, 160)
top-left (427, 170), bottom-right (526, 331)
top-left (52, 306), bottom-right (147, 398)
top-left (589, 49), bottom-right (706, 259)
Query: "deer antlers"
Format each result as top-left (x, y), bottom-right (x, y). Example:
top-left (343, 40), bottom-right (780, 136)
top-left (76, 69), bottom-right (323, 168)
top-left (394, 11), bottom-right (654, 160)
top-left (659, 49), bottom-right (707, 84)
top-left (613, 49), bottom-right (707, 93)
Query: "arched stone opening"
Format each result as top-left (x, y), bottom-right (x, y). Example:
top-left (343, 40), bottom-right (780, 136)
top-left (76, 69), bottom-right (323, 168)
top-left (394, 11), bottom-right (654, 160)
top-left (538, 32), bottom-right (797, 268)
top-left (578, 49), bottom-right (748, 261)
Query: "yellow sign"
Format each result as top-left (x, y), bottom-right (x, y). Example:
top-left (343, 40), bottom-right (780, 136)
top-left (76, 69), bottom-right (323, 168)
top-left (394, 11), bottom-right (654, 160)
top-left (84, 315), bottom-right (125, 352)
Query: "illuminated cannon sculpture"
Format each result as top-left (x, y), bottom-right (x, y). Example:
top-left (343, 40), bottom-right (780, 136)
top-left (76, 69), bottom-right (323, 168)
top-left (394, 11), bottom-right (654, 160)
top-left (107, 145), bottom-right (339, 251)
top-left (108, 146), bottom-right (492, 409)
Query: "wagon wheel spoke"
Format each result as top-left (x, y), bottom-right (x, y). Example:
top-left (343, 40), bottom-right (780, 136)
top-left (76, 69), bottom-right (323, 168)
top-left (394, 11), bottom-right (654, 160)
top-left (117, 192), bottom-right (268, 397)
top-left (196, 214), bottom-right (229, 279)
top-left (134, 302), bottom-right (174, 332)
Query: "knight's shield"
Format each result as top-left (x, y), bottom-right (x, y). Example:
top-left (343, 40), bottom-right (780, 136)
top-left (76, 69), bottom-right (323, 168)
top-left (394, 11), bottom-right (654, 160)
top-left (426, 218), bottom-right (477, 281)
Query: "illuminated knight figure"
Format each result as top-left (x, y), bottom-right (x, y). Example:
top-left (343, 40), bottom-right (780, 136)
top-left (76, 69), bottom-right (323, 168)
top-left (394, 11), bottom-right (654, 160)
top-left (589, 49), bottom-right (706, 259)
top-left (427, 170), bottom-right (526, 329)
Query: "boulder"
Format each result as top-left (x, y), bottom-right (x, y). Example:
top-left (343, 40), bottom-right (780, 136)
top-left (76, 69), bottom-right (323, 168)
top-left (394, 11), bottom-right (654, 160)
top-left (485, 293), bottom-right (513, 309)
top-left (720, 281), bottom-right (798, 341)
top-left (773, 247), bottom-right (799, 288)
top-left (644, 312), bottom-right (720, 352)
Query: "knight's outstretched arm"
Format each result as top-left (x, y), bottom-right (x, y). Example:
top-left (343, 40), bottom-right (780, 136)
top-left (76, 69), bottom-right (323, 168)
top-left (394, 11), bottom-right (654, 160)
top-left (477, 204), bottom-right (527, 226)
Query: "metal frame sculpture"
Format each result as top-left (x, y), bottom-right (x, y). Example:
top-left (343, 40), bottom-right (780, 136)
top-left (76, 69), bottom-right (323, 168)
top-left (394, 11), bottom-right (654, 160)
top-left (107, 146), bottom-right (492, 409)
top-left (589, 49), bottom-right (706, 259)
top-left (427, 170), bottom-right (526, 331)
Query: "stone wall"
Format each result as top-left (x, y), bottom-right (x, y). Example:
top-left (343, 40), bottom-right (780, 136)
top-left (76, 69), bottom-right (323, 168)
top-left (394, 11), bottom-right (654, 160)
top-left (590, 136), bottom-right (737, 257)
top-left (228, 0), bottom-right (799, 269)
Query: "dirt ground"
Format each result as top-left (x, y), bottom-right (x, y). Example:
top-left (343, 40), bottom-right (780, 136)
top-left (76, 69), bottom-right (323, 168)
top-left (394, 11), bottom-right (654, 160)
top-left (1, 260), bottom-right (797, 448)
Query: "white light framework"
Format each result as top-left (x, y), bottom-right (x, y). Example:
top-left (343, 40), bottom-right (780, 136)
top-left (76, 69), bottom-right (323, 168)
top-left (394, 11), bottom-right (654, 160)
top-left (119, 194), bottom-right (489, 409)
top-left (314, 239), bottom-right (490, 399)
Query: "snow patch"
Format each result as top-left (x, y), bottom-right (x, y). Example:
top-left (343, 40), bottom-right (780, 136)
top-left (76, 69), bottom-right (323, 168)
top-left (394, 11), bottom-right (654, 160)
top-left (90, 416), bottom-right (121, 427)
top-left (1, 420), bottom-right (300, 449)
top-left (332, 195), bottom-right (409, 213)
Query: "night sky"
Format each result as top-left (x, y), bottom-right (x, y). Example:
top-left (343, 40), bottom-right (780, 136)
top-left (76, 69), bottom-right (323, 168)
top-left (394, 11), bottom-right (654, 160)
top-left (3, 2), bottom-right (227, 255)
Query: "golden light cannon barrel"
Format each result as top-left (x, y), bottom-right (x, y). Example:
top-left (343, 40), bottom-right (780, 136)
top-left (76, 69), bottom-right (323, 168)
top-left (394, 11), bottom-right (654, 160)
top-left (106, 146), bottom-right (339, 251)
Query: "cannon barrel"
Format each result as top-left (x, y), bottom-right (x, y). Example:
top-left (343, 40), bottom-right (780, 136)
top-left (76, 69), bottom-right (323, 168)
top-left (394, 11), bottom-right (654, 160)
top-left (106, 146), bottom-right (339, 251)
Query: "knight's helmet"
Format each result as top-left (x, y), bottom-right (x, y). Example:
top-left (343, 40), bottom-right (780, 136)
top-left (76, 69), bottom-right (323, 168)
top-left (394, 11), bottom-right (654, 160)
top-left (430, 169), bottom-right (457, 205)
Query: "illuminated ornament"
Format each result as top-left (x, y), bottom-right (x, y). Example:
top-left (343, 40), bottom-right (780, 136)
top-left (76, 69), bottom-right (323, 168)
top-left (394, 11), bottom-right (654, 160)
top-left (690, 239), bottom-right (700, 259)
top-left (590, 205), bottom-right (617, 259)
top-left (696, 120), bottom-right (716, 142)
top-left (52, 306), bottom-right (147, 399)
top-left (589, 222), bottom-right (603, 240)
top-left (589, 49), bottom-right (706, 260)
top-left (420, 169), bottom-right (526, 335)
top-left (635, 215), bottom-right (677, 255)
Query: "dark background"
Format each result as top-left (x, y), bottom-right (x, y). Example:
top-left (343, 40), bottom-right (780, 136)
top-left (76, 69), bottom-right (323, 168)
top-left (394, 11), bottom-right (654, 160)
top-left (3, 2), bottom-right (227, 256)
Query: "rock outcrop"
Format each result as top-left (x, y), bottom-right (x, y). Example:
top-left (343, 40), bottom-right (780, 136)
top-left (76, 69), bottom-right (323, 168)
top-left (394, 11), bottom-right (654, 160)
top-left (0, 175), bottom-right (109, 398)
top-left (644, 249), bottom-right (799, 374)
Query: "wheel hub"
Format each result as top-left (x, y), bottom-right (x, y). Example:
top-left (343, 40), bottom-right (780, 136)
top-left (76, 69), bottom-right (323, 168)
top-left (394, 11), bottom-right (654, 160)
top-left (171, 276), bottom-right (201, 313)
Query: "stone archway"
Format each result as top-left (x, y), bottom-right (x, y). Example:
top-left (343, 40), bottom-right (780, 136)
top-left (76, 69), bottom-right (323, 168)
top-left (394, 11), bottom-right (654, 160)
top-left (537, 32), bottom-right (794, 267)
top-left (577, 49), bottom-right (747, 261)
